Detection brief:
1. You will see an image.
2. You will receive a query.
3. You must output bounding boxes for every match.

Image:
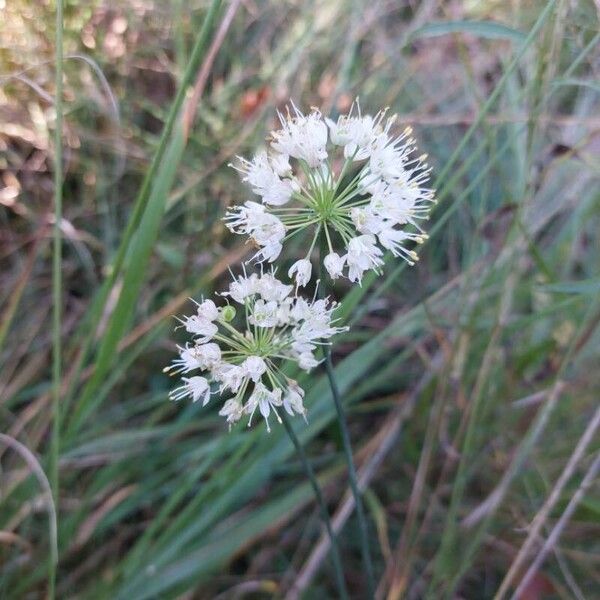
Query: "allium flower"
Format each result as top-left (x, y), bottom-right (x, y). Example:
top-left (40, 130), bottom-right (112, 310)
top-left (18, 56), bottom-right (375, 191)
top-left (225, 100), bottom-right (435, 285)
top-left (288, 259), bottom-right (312, 288)
top-left (164, 270), bottom-right (347, 431)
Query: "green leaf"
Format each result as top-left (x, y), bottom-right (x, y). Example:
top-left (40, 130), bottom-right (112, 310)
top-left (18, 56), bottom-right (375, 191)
top-left (67, 130), bottom-right (187, 435)
top-left (552, 78), bottom-right (600, 94)
top-left (117, 482), bottom-right (314, 600)
top-left (410, 20), bottom-right (526, 44)
top-left (542, 278), bottom-right (600, 295)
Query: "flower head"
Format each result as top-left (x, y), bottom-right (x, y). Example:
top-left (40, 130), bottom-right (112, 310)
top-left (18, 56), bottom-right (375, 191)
top-left (226, 99), bottom-right (435, 285)
top-left (165, 270), bottom-right (347, 431)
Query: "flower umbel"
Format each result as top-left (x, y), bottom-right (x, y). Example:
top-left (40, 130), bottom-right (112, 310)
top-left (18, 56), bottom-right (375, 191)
top-left (164, 270), bottom-right (347, 431)
top-left (226, 100), bottom-right (436, 285)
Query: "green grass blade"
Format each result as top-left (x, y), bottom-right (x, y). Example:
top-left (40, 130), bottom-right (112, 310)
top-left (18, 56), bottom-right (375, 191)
top-left (542, 278), bottom-right (600, 294)
top-left (66, 1), bottom-right (223, 437)
top-left (67, 128), bottom-right (186, 435)
top-left (410, 20), bottom-right (526, 44)
top-left (50, 0), bottom-right (64, 596)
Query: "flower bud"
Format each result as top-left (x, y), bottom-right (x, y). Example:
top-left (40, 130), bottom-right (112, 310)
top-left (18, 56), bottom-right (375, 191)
top-left (220, 305), bottom-right (236, 322)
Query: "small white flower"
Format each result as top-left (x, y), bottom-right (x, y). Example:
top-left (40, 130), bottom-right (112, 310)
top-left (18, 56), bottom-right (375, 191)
top-left (271, 105), bottom-right (328, 167)
top-left (225, 272), bottom-right (259, 303)
top-left (368, 129), bottom-right (413, 181)
top-left (213, 362), bottom-right (245, 393)
top-left (378, 227), bottom-right (423, 264)
top-left (291, 338), bottom-right (316, 356)
top-left (369, 140), bottom-right (404, 180)
top-left (323, 252), bottom-right (345, 279)
top-left (225, 202), bottom-right (286, 263)
top-left (249, 213), bottom-right (286, 248)
top-left (233, 151), bottom-right (294, 206)
top-left (270, 153), bottom-right (292, 177)
top-left (256, 272), bottom-right (293, 302)
top-left (193, 299), bottom-right (219, 322)
top-left (350, 206), bottom-right (385, 235)
top-left (289, 297), bottom-right (313, 322)
top-left (348, 234), bottom-right (384, 262)
top-left (283, 382), bottom-right (306, 418)
top-left (325, 100), bottom-right (384, 159)
top-left (374, 181), bottom-right (433, 229)
top-left (249, 299), bottom-right (279, 328)
top-left (241, 355), bottom-right (268, 382)
top-left (265, 183), bottom-right (294, 207)
top-left (182, 315), bottom-right (218, 341)
top-left (224, 200), bottom-right (266, 235)
top-left (347, 234), bottom-right (384, 284)
top-left (288, 259), bottom-right (312, 288)
top-left (293, 314), bottom-right (344, 341)
top-left (194, 342), bottom-right (222, 370)
top-left (244, 383), bottom-right (283, 432)
top-left (256, 241), bottom-right (283, 263)
top-left (219, 398), bottom-right (244, 428)
top-left (275, 299), bottom-right (293, 326)
top-left (298, 352), bottom-right (319, 371)
top-left (163, 345), bottom-right (202, 375)
top-left (169, 376), bottom-right (211, 405)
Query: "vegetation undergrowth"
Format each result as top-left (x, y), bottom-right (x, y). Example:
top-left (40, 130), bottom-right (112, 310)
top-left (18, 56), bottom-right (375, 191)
top-left (0, 1), bottom-right (599, 598)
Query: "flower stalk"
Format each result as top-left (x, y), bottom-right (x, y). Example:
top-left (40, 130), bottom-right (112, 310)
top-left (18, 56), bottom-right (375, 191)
top-left (318, 235), bottom-right (376, 598)
top-left (280, 412), bottom-right (349, 600)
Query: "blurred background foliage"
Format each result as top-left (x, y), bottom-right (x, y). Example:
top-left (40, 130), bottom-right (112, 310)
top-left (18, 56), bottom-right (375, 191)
top-left (1, 0), bottom-right (599, 598)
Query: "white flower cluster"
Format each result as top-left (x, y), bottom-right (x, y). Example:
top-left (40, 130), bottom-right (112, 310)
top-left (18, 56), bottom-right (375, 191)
top-left (226, 100), bottom-right (435, 285)
top-left (167, 100), bottom-right (436, 432)
top-left (164, 271), bottom-right (347, 431)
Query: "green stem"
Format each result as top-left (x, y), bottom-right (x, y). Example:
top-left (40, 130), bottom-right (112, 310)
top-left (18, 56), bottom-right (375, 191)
top-left (279, 412), bottom-right (349, 600)
top-left (318, 237), bottom-right (376, 598)
top-left (50, 0), bottom-right (64, 597)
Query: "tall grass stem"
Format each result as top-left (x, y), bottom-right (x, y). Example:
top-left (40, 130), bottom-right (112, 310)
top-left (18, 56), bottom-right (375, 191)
top-left (50, 0), bottom-right (64, 597)
top-left (65, 0), bottom-right (223, 435)
top-left (510, 451), bottom-right (600, 600)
